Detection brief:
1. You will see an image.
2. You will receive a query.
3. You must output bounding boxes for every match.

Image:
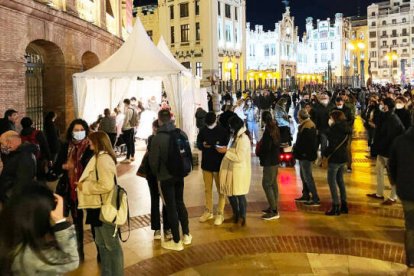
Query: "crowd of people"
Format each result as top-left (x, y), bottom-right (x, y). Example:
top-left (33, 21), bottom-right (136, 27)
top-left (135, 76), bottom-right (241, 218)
top-left (0, 82), bottom-right (413, 274)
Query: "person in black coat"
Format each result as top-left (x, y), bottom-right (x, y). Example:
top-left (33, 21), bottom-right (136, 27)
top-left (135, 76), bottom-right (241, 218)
top-left (20, 117), bottom-right (52, 181)
top-left (218, 105), bottom-right (235, 133)
top-left (197, 112), bottom-right (230, 225)
top-left (367, 98), bottom-right (405, 205)
top-left (395, 97), bottom-right (412, 130)
top-left (0, 131), bottom-right (37, 204)
top-left (0, 109), bottom-right (18, 136)
top-left (323, 110), bottom-right (352, 216)
top-left (44, 112), bottom-right (61, 162)
top-left (257, 111), bottom-right (280, 220)
top-left (293, 110), bottom-right (320, 205)
top-left (388, 113), bottom-right (414, 269)
top-left (195, 107), bottom-right (208, 130)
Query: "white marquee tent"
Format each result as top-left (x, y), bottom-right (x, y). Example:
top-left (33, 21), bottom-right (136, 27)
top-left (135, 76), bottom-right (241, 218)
top-left (73, 17), bottom-right (197, 141)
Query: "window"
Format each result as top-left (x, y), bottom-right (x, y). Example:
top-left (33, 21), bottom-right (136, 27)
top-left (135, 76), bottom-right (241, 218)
top-left (196, 22), bottom-right (200, 41)
top-left (382, 41), bottom-right (387, 46)
top-left (218, 1), bottom-right (221, 16)
top-left (235, 7), bottom-right (238, 20)
top-left (382, 31), bottom-right (387, 36)
top-left (331, 42), bottom-right (334, 49)
top-left (195, 0), bottom-right (200, 16)
top-left (321, 42), bottom-right (327, 50)
top-left (314, 54), bottom-right (318, 63)
top-left (196, 62), bottom-right (202, 78)
top-left (392, 19), bottom-right (396, 24)
top-left (225, 4), bottom-right (231, 18)
top-left (403, 49), bottom-right (408, 53)
top-left (171, 26), bottom-right (175, 44)
top-left (169, 5), bottom-right (174, 20)
top-left (371, 21), bottom-right (376, 26)
top-left (235, 63), bottom-right (239, 80)
top-left (218, 62), bottom-right (222, 79)
top-left (331, 53), bottom-right (334, 61)
top-left (181, 62), bottom-right (191, 69)
top-left (234, 27), bottom-right (238, 43)
top-left (402, 28), bottom-right (408, 36)
top-left (264, 45), bottom-right (270, 56)
top-left (392, 40), bottom-right (397, 46)
top-left (412, 27), bottom-right (414, 34)
top-left (412, 37), bottom-right (414, 44)
top-left (382, 20), bottom-right (386, 25)
top-left (180, 3), bottom-right (189, 18)
top-left (225, 24), bottom-right (231, 42)
top-left (402, 18), bottom-right (407, 23)
top-left (371, 12), bottom-right (376, 16)
top-left (392, 29), bottom-right (397, 37)
top-left (370, 51), bottom-right (377, 58)
top-left (180, 24), bottom-right (189, 42)
top-left (370, 41), bottom-right (376, 48)
top-left (369, 31), bottom-right (376, 38)
top-left (271, 44), bottom-right (276, 56)
top-left (403, 39), bottom-right (407, 43)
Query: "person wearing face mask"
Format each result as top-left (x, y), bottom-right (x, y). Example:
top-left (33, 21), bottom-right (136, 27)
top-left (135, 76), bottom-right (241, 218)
top-left (0, 130), bottom-right (37, 204)
top-left (362, 96), bottom-right (381, 159)
top-left (197, 112), bottom-right (230, 225)
top-left (244, 98), bottom-right (260, 144)
top-left (367, 98), bottom-right (405, 206)
top-left (311, 93), bottom-right (332, 164)
top-left (394, 97), bottom-right (412, 130)
top-left (293, 93), bottom-right (310, 124)
top-left (53, 119), bottom-right (93, 262)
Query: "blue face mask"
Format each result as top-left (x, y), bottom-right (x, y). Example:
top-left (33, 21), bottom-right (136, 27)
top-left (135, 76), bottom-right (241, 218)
top-left (72, 131), bottom-right (86, 141)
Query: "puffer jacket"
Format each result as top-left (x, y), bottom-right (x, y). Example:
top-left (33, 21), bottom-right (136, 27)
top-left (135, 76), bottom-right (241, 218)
top-left (77, 152), bottom-right (116, 209)
top-left (293, 118), bottom-right (318, 161)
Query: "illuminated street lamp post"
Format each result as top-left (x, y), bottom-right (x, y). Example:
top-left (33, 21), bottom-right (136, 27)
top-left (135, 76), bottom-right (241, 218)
top-left (348, 40), bottom-right (365, 88)
top-left (384, 47), bottom-right (399, 84)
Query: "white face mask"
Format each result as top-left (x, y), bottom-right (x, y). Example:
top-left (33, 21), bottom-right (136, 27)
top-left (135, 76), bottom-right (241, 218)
top-left (207, 122), bottom-right (217, 129)
top-left (396, 103), bottom-right (404, 110)
top-left (320, 99), bottom-right (329, 106)
top-left (379, 105), bottom-right (384, 112)
top-left (328, 118), bottom-right (334, 127)
top-left (336, 104), bottom-right (343, 109)
top-left (73, 131), bottom-right (86, 141)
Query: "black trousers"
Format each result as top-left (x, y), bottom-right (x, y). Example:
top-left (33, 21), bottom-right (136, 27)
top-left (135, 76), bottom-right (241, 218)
top-left (147, 174), bottom-right (170, 231)
top-left (122, 128), bottom-right (135, 159)
top-left (160, 177), bottom-right (189, 243)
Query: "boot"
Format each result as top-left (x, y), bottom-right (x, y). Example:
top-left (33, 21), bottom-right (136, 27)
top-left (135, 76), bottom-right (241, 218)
top-left (340, 202), bottom-right (348, 214)
top-left (325, 204), bottom-right (340, 216)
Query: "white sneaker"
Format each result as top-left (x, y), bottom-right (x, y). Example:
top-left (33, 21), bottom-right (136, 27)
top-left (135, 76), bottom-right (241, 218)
top-left (161, 240), bottom-right (184, 251)
top-left (120, 158), bottom-right (131, 164)
top-left (183, 234), bottom-right (192, 245)
top-left (214, 214), bottom-right (224, 226)
top-left (154, 230), bottom-right (161, 240)
top-left (164, 229), bottom-right (172, 241)
top-left (199, 210), bottom-right (214, 222)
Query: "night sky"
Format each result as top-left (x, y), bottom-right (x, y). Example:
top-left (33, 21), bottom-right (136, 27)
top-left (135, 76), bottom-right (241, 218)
top-left (135, 0), bottom-right (384, 34)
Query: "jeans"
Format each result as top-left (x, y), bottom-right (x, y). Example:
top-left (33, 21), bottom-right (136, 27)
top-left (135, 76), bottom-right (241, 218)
top-left (402, 200), bottom-right (414, 266)
top-left (94, 223), bottom-right (124, 276)
top-left (247, 121), bottom-right (259, 142)
top-left (262, 166), bottom-right (279, 210)
top-left (160, 177), bottom-right (189, 243)
top-left (202, 171), bottom-right (226, 214)
top-left (147, 174), bottom-right (169, 231)
top-left (228, 195), bottom-right (247, 219)
top-left (327, 163), bottom-right (347, 205)
top-left (122, 128), bottom-right (135, 159)
top-left (376, 155), bottom-right (397, 200)
top-left (299, 160), bottom-right (319, 202)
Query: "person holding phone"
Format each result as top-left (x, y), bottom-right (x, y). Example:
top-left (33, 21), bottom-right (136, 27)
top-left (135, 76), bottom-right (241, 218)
top-left (197, 112), bottom-right (230, 226)
top-left (0, 184), bottom-right (79, 275)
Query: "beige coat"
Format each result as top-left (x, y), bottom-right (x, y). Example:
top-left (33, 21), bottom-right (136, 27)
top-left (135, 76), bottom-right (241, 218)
top-left (77, 152), bottom-right (116, 209)
top-left (219, 127), bottom-right (252, 196)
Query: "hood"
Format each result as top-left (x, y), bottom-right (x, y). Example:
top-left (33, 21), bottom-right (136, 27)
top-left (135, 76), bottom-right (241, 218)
top-left (331, 121), bottom-right (352, 135)
top-left (158, 121), bottom-right (176, 133)
top-left (20, 127), bottom-right (35, 136)
top-left (236, 126), bottom-right (247, 138)
top-left (299, 118), bottom-right (315, 130)
top-left (16, 142), bottom-right (38, 154)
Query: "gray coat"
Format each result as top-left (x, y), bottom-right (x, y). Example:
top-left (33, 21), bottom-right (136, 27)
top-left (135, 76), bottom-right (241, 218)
top-left (12, 224), bottom-right (79, 275)
top-left (149, 121), bottom-right (188, 181)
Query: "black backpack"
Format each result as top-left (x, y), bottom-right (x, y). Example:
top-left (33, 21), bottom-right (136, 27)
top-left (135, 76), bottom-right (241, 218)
top-left (161, 128), bottom-right (193, 178)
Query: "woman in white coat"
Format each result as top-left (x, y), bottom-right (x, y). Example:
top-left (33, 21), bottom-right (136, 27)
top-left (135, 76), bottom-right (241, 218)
top-left (76, 131), bottom-right (124, 276)
top-left (219, 116), bottom-right (252, 226)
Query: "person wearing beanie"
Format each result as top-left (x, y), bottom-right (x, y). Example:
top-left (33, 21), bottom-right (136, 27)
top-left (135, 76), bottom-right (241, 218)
top-left (293, 110), bottom-right (320, 205)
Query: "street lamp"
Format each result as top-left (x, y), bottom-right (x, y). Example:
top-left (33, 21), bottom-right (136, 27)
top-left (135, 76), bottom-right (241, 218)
top-left (348, 39), bottom-right (366, 87)
top-left (384, 47), bottom-right (399, 84)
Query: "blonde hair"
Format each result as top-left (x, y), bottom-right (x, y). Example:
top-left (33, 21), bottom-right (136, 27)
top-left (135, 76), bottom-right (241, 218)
top-left (88, 131), bottom-right (117, 164)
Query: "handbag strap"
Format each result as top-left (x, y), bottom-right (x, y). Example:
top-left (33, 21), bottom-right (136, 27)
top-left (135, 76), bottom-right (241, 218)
top-left (327, 135), bottom-right (348, 159)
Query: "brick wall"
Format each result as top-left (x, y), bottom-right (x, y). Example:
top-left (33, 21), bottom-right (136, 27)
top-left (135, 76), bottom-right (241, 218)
top-left (0, 0), bottom-right (123, 133)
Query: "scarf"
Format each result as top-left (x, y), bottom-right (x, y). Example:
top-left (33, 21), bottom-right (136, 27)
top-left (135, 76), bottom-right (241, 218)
top-left (67, 139), bottom-right (90, 202)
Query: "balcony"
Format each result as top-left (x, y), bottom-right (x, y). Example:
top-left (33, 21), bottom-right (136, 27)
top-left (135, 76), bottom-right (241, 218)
top-left (380, 35), bottom-right (388, 38)
top-left (401, 53), bottom-right (410, 57)
top-left (401, 43), bottom-right (410, 47)
top-left (380, 45), bottom-right (389, 49)
top-left (390, 34), bottom-right (398, 38)
top-left (401, 33), bottom-right (409, 37)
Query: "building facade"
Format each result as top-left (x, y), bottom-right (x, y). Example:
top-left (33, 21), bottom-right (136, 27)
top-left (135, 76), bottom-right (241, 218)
top-left (136, 0), bottom-right (246, 87)
top-left (367, 0), bottom-right (414, 84)
top-left (246, 7), bottom-right (299, 87)
top-left (349, 16), bottom-right (369, 87)
top-left (0, 0), bottom-right (129, 132)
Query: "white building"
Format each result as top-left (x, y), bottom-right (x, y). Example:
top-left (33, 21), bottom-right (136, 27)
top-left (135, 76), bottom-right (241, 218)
top-left (136, 0), bottom-right (246, 86)
top-left (298, 13), bottom-right (351, 77)
top-left (367, 0), bottom-right (413, 84)
top-left (246, 7), bottom-right (299, 86)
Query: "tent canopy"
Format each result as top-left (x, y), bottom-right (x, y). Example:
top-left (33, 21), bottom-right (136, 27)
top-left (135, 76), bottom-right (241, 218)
top-left (74, 19), bottom-right (187, 78)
